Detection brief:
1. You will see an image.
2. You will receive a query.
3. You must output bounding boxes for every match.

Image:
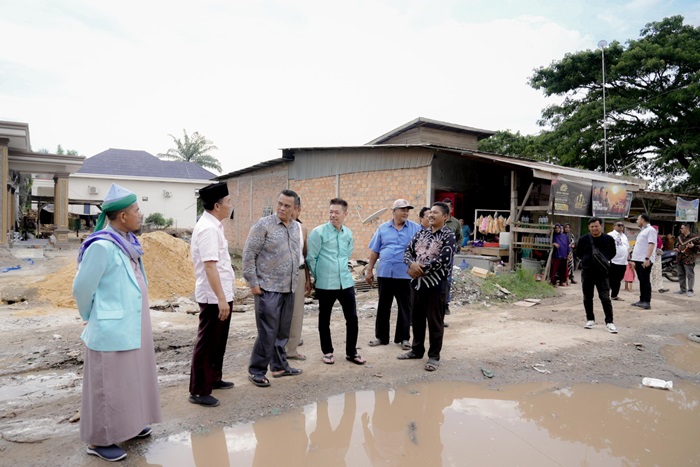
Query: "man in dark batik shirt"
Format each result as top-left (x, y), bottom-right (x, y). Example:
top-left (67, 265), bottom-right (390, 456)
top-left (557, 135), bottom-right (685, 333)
top-left (398, 202), bottom-right (456, 372)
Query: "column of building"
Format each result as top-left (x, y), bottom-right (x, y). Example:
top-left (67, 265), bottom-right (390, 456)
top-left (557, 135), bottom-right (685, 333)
top-left (53, 173), bottom-right (71, 248)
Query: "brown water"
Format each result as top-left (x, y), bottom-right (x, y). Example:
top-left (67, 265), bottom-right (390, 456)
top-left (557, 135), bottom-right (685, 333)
top-left (141, 381), bottom-right (700, 466)
top-left (661, 334), bottom-right (700, 374)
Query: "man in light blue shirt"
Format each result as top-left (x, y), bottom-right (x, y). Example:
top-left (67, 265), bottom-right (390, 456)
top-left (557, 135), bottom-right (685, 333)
top-left (307, 198), bottom-right (366, 366)
top-left (365, 199), bottom-right (421, 350)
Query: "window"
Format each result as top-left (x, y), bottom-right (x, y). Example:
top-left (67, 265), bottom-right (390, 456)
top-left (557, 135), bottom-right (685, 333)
top-left (262, 206), bottom-right (273, 217)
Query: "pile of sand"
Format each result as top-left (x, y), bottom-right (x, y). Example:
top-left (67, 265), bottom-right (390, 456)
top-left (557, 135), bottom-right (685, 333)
top-left (37, 231), bottom-right (195, 307)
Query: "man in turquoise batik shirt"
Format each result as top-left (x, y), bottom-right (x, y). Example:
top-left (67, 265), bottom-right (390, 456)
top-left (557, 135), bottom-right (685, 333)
top-left (307, 198), bottom-right (366, 366)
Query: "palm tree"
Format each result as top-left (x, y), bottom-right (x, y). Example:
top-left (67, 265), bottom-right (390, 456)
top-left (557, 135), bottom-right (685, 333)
top-left (158, 130), bottom-right (222, 172)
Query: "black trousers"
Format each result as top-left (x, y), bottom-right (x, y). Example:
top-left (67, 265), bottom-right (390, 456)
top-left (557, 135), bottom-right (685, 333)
top-left (634, 261), bottom-right (653, 303)
top-left (189, 301), bottom-right (232, 396)
top-left (411, 281), bottom-right (447, 361)
top-left (609, 263), bottom-right (626, 298)
top-left (316, 287), bottom-right (359, 358)
top-left (248, 290), bottom-right (295, 376)
top-left (581, 269), bottom-right (614, 324)
top-left (374, 277), bottom-right (412, 344)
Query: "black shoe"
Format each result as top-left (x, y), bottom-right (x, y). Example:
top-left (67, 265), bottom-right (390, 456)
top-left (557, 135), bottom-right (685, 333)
top-left (87, 444), bottom-right (127, 462)
top-left (133, 427), bottom-right (153, 439)
top-left (611, 296), bottom-right (623, 301)
top-left (213, 380), bottom-right (234, 390)
top-left (638, 302), bottom-right (651, 309)
top-left (189, 394), bottom-right (220, 407)
top-left (570, 279), bottom-right (577, 284)
top-left (444, 322), bottom-right (449, 328)
top-left (631, 301), bottom-right (642, 307)
top-left (659, 288), bottom-right (669, 293)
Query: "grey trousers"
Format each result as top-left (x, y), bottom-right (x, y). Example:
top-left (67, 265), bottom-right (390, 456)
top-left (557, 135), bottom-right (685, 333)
top-left (678, 263), bottom-right (695, 293)
top-left (286, 269), bottom-right (306, 357)
top-left (249, 290), bottom-right (294, 376)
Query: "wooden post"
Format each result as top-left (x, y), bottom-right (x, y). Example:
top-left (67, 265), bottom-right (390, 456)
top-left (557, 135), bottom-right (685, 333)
top-left (509, 170), bottom-right (518, 270)
top-left (0, 138), bottom-right (9, 248)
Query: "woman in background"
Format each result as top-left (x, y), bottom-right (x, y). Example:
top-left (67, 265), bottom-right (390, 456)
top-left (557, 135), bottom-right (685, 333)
top-left (551, 224), bottom-right (571, 286)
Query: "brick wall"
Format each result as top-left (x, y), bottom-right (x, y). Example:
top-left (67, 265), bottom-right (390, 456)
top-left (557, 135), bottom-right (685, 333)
top-left (222, 164), bottom-right (288, 254)
top-left (291, 166), bottom-right (429, 259)
top-left (222, 164), bottom-right (429, 259)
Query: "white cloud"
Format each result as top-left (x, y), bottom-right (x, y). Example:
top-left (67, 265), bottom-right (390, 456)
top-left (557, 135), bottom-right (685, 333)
top-left (0, 0), bottom-right (687, 173)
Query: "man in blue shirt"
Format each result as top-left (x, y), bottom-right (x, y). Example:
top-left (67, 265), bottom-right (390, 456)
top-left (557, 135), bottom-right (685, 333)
top-left (365, 199), bottom-right (421, 350)
top-left (307, 198), bottom-right (366, 366)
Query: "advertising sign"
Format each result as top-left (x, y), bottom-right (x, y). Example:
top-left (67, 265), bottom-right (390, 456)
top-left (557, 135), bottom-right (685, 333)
top-left (550, 177), bottom-right (591, 217)
top-left (676, 197), bottom-right (699, 222)
top-left (591, 182), bottom-right (633, 218)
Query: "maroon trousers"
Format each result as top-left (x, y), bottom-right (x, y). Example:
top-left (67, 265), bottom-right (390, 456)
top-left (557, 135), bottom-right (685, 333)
top-left (551, 258), bottom-right (568, 285)
top-left (189, 302), bottom-right (232, 396)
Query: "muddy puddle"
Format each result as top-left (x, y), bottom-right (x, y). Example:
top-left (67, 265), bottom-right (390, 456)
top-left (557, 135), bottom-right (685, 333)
top-left (661, 334), bottom-right (700, 374)
top-left (141, 380), bottom-right (700, 466)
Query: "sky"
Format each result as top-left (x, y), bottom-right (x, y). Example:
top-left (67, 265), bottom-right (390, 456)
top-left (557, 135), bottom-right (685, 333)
top-left (2, 0), bottom-right (699, 175)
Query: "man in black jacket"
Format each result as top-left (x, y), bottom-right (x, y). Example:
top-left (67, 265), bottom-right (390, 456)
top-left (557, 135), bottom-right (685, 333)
top-left (575, 217), bottom-right (618, 333)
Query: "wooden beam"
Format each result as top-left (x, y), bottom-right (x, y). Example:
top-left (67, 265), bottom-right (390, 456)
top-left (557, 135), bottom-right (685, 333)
top-left (515, 182), bottom-right (534, 221)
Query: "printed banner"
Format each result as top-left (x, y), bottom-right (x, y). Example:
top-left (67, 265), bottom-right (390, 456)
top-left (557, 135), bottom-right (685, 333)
top-left (591, 182), bottom-right (633, 218)
top-left (550, 177), bottom-right (591, 217)
top-left (676, 197), bottom-right (699, 222)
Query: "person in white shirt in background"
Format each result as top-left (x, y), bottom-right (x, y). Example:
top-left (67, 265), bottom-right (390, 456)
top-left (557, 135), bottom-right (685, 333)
top-left (608, 221), bottom-right (629, 301)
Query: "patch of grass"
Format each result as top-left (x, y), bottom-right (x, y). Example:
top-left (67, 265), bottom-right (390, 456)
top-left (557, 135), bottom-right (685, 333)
top-left (483, 268), bottom-right (558, 301)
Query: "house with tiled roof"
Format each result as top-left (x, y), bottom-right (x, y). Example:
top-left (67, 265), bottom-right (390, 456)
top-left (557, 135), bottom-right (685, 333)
top-left (65, 148), bottom-right (215, 229)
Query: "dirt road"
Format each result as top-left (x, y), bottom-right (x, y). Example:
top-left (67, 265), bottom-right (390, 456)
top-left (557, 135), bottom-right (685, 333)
top-left (1, 250), bottom-right (698, 466)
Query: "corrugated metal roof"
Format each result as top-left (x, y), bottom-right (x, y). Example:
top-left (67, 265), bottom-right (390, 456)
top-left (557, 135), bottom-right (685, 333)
top-left (366, 117), bottom-right (496, 145)
top-left (214, 158), bottom-right (289, 180)
top-left (220, 143), bottom-right (647, 190)
top-left (461, 150), bottom-right (645, 189)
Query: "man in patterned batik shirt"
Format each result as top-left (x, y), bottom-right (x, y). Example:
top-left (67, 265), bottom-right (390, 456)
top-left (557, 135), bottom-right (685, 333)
top-left (398, 202), bottom-right (456, 372)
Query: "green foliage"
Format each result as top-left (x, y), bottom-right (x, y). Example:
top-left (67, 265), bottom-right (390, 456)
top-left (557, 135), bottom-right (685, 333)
top-left (19, 175), bottom-right (33, 211)
top-left (145, 212), bottom-right (173, 228)
top-left (37, 144), bottom-right (81, 156)
top-left (158, 130), bottom-right (222, 172)
top-left (482, 268), bottom-right (558, 301)
top-left (478, 130), bottom-right (551, 161)
top-left (529, 16), bottom-right (700, 192)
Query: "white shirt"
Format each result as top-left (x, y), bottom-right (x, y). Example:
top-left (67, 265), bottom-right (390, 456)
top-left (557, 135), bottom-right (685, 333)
top-left (191, 211), bottom-right (235, 303)
top-left (631, 224), bottom-right (657, 263)
top-left (609, 229), bottom-right (629, 265)
top-left (297, 220), bottom-right (304, 266)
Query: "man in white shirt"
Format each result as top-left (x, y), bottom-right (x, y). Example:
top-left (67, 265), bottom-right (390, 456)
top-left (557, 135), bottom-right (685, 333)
top-left (188, 182), bottom-right (235, 407)
top-left (608, 221), bottom-right (629, 301)
top-left (630, 213), bottom-right (657, 310)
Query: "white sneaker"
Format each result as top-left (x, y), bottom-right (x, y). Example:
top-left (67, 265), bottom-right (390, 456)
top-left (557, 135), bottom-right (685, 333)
top-left (688, 292), bottom-right (695, 297)
top-left (584, 320), bottom-right (595, 329)
top-left (606, 323), bottom-right (618, 334)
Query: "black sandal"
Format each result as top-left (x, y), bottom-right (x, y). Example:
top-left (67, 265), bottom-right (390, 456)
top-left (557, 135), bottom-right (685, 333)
top-left (397, 351), bottom-right (422, 360)
top-left (346, 354), bottom-right (366, 365)
top-left (248, 374), bottom-right (270, 387)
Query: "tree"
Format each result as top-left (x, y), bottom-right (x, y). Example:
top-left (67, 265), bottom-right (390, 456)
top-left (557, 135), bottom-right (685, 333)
top-left (158, 130), bottom-right (222, 172)
top-left (145, 212), bottom-right (173, 228)
top-left (477, 130), bottom-right (551, 162)
top-left (529, 16), bottom-right (700, 192)
top-left (37, 144), bottom-right (81, 156)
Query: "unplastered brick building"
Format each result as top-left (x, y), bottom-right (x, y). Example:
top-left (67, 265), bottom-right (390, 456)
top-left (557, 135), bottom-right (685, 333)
top-left (216, 117), bottom-right (495, 256)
